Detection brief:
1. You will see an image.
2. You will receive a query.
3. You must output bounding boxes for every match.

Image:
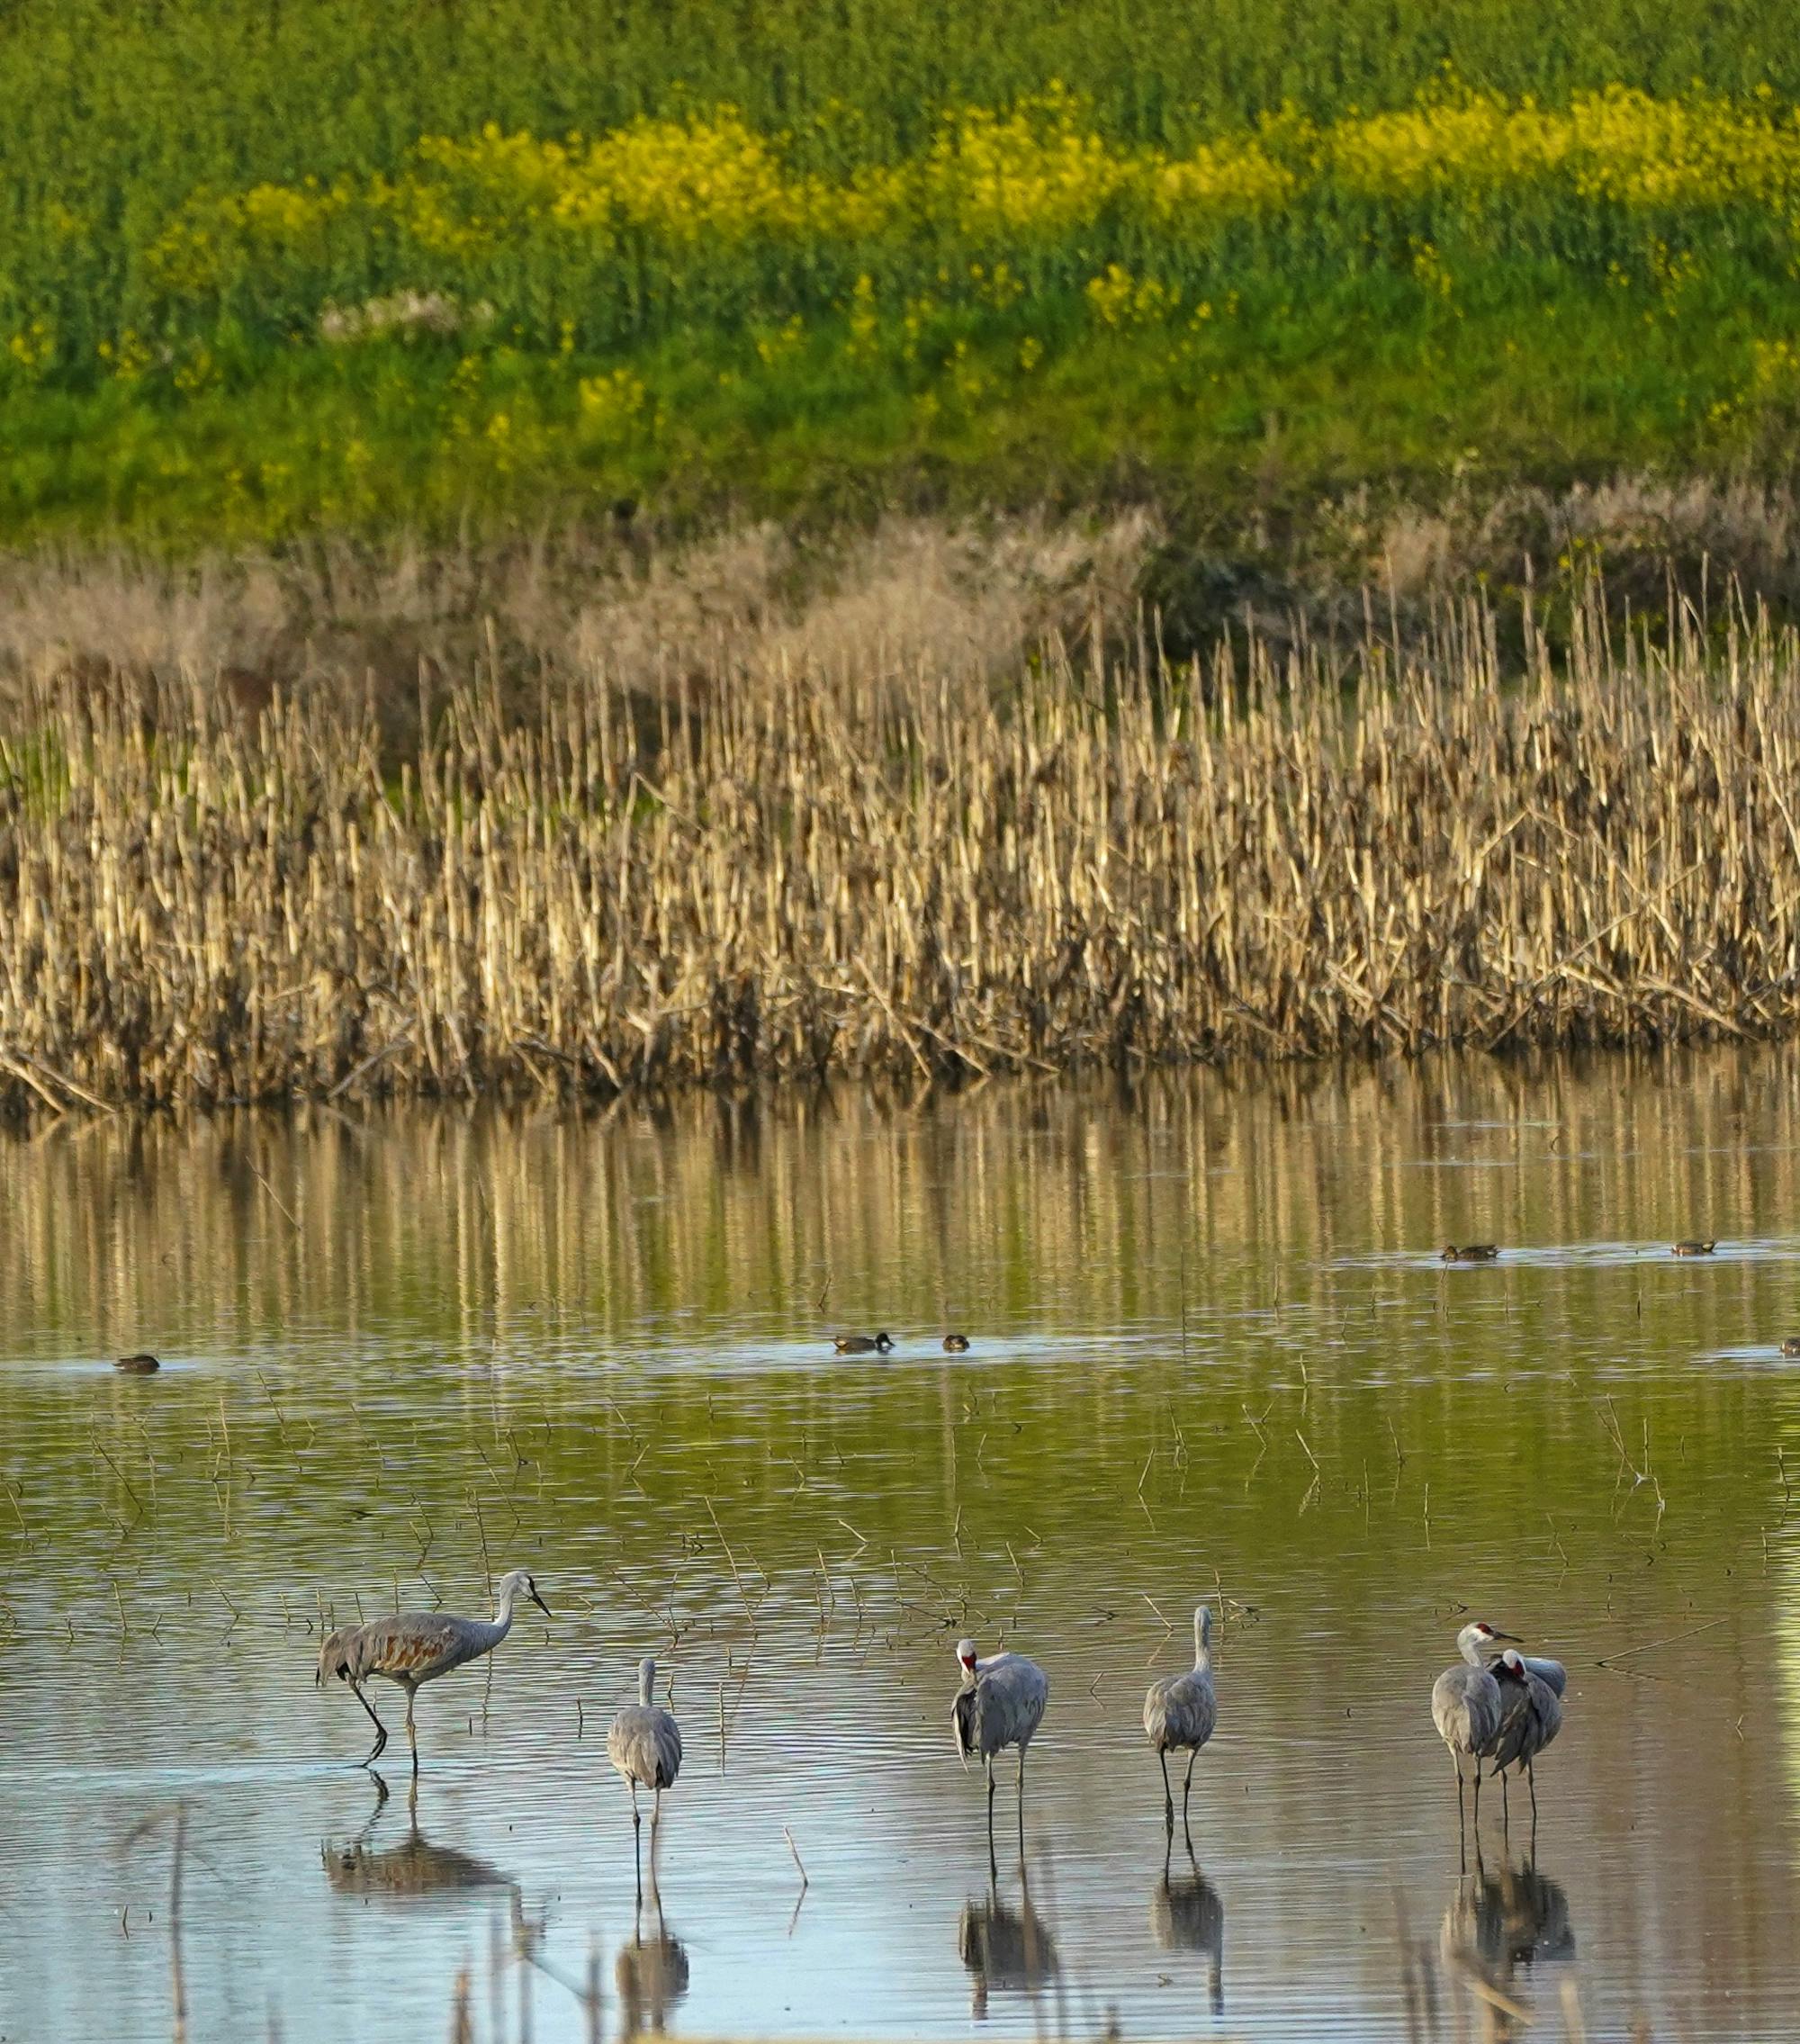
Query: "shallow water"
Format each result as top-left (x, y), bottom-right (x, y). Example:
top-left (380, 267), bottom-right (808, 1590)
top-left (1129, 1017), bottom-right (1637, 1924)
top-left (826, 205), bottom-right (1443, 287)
top-left (4, 1050), bottom-right (1800, 2041)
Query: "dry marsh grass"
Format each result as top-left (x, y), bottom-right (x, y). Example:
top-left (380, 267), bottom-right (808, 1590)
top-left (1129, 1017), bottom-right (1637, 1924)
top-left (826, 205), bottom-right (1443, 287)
top-left (3, 563), bottom-right (1799, 1117)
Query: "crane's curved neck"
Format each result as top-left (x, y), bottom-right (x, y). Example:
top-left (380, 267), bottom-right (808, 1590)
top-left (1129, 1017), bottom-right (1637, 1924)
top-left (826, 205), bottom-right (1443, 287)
top-left (1192, 1614), bottom-right (1212, 1673)
top-left (1459, 1631), bottom-right (1486, 1667)
top-left (490, 1582), bottom-right (519, 1634)
top-left (638, 1662), bottom-right (655, 1706)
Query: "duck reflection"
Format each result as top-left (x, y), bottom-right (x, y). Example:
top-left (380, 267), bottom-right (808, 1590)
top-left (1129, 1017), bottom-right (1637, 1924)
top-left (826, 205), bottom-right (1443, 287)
top-left (615, 1900), bottom-right (690, 2038)
top-left (958, 1868), bottom-right (1059, 2021)
top-left (1150, 1836), bottom-right (1224, 2014)
top-left (1439, 1849), bottom-right (1575, 2034)
top-left (322, 1774), bottom-right (518, 1903)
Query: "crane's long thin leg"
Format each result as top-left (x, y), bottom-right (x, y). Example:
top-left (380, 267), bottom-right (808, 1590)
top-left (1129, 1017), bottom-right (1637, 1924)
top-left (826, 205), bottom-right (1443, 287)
top-left (630, 1781), bottom-right (643, 1910)
top-left (1472, 1762), bottom-right (1483, 1833)
top-left (1182, 1751), bottom-right (1197, 1838)
top-left (1500, 1768), bottom-right (1510, 1838)
top-left (1159, 1751), bottom-right (1174, 1832)
top-left (1453, 1752), bottom-right (1466, 1871)
top-left (1527, 1760), bottom-right (1539, 1866)
top-left (1016, 1748), bottom-right (1026, 1865)
top-left (986, 1757), bottom-right (997, 1882)
top-left (404, 1682), bottom-right (419, 1778)
top-left (349, 1679), bottom-right (388, 1768)
top-left (650, 1785), bottom-right (663, 1905)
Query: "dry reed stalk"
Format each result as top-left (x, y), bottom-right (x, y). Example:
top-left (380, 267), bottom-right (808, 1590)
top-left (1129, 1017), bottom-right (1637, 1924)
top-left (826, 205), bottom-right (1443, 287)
top-left (4, 580), bottom-right (1800, 1115)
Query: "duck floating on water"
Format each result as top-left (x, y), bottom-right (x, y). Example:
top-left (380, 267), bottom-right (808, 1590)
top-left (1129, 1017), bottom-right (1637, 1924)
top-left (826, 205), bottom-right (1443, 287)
top-left (1441, 1245), bottom-right (1499, 1263)
top-left (1781, 1337), bottom-right (1800, 1358)
top-left (943, 1333), bottom-right (971, 1353)
top-left (1670, 1239), bottom-right (1716, 1256)
top-left (833, 1331), bottom-right (895, 1355)
top-left (114, 1353), bottom-right (160, 1373)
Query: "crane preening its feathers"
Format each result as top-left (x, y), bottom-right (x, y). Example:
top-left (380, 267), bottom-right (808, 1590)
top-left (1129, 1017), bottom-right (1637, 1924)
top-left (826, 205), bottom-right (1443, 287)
top-left (952, 1637), bottom-right (1048, 1866)
top-left (1144, 1604), bottom-right (1217, 1837)
top-left (1488, 1647), bottom-right (1564, 1827)
top-left (316, 1569), bottom-right (552, 1774)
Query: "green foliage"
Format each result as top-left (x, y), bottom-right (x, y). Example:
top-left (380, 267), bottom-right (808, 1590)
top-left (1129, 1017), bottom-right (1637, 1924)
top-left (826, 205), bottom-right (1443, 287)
top-left (7, 1), bottom-right (1800, 540)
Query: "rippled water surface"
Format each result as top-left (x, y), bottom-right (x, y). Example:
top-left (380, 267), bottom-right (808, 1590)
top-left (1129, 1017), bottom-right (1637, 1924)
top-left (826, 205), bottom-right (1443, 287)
top-left (4, 1051), bottom-right (1800, 2041)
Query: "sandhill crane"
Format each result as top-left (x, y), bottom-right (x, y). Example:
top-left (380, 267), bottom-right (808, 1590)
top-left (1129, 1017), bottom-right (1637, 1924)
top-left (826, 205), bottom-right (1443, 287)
top-left (1144, 1603), bottom-right (1217, 1836)
top-left (1489, 1648), bottom-right (1564, 1827)
top-left (608, 1658), bottom-right (683, 1905)
top-left (1431, 1620), bottom-right (1516, 1834)
top-left (952, 1638), bottom-right (1048, 1866)
top-left (315, 1569), bottom-right (551, 1774)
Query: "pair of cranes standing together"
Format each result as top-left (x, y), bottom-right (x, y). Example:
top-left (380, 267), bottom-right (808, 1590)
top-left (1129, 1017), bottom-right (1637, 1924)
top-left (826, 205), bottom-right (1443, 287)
top-left (1431, 1619), bottom-right (1569, 1839)
top-left (317, 1569), bottom-right (680, 1898)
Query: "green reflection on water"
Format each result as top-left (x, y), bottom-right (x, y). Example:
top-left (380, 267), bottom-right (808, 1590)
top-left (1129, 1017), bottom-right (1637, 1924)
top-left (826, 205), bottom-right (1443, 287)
top-left (3, 1049), bottom-right (1800, 2037)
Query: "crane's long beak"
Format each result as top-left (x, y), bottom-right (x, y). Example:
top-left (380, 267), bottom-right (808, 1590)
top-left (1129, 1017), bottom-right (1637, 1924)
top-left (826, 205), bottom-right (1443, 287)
top-left (529, 1588), bottom-right (553, 1618)
top-left (1490, 1630), bottom-right (1521, 1643)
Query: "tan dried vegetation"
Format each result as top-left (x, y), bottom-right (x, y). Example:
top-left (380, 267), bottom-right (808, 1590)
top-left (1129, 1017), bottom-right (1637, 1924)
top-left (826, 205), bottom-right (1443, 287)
top-left (2, 518), bottom-right (1797, 1117)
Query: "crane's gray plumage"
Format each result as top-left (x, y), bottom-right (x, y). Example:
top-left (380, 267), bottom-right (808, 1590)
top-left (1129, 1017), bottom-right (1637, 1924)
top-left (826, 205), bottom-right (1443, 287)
top-left (1431, 1620), bottom-right (1516, 1832)
top-left (609, 1659), bottom-right (683, 1795)
top-left (1144, 1604), bottom-right (1218, 1835)
top-left (952, 1638), bottom-right (1048, 1863)
top-left (608, 1657), bottom-right (683, 1904)
top-left (953, 1641), bottom-right (1048, 1766)
top-left (316, 1568), bottom-right (550, 1773)
top-left (1488, 1648), bottom-right (1564, 1824)
top-left (1513, 1652), bottom-right (1566, 1698)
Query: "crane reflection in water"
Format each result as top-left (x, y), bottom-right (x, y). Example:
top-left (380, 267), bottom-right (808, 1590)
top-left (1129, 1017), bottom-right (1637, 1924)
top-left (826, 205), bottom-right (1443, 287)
top-left (322, 1774), bottom-right (521, 1906)
top-left (958, 1862), bottom-right (1059, 2022)
top-left (1437, 1848), bottom-right (1577, 2039)
top-left (1150, 1835), bottom-right (1224, 2015)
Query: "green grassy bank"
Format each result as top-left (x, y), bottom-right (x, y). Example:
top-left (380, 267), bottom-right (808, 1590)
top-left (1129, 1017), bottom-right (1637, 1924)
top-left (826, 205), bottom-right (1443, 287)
top-left (7, 2), bottom-right (1800, 546)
